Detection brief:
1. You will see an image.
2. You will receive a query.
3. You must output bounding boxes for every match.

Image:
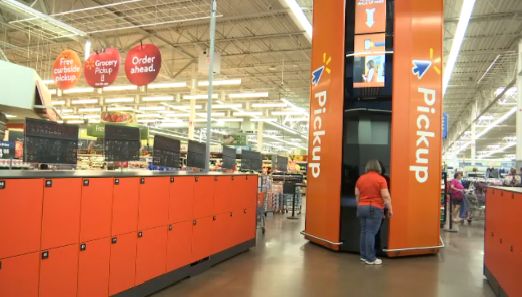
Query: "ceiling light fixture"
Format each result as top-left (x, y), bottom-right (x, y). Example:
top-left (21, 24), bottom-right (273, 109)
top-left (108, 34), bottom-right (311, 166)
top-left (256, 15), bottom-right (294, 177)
top-left (183, 94), bottom-right (219, 100)
top-left (228, 92), bottom-right (269, 99)
top-left (148, 82), bottom-right (187, 89)
top-left (142, 96), bottom-right (174, 102)
top-left (42, 79), bottom-right (55, 85)
top-left (251, 118), bottom-right (278, 122)
top-left (281, 0), bottom-right (312, 42)
top-left (234, 111), bottom-right (263, 117)
top-left (251, 102), bottom-right (287, 108)
top-left (272, 111), bottom-right (305, 116)
top-left (198, 79), bottom-right (242, 87)
top-left (64, 87), bottom-right (94, 94)
top-left (78, 107), bottom-right (101, 113)
top-left (51, 100), bottom-right (66, 106)
top-left (105, 97), bottom-right (134, 103)
top-left (103, 85), bottom-right (138, 92)
top-left (107, 106), bottom-right (134, 112)
top-left (71, 99), bottom-right (98, 105)
top-left (212, 104), bottom-right (243, 109)
top-left (66, 120), bottom-right (85, 124)
top-left (443, 0), bottom-right (476, 95)
top-left (139, 106), bottom-right (166, 111)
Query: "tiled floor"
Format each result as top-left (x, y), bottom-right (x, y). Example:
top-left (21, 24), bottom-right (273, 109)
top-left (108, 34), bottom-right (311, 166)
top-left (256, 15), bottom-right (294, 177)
top-left (153, 214), bottom-right (495, 297)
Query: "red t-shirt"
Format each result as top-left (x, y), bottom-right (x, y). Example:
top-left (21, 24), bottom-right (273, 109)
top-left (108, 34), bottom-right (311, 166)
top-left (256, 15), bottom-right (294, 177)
top-left (356, 172), bottom-right (388, 209)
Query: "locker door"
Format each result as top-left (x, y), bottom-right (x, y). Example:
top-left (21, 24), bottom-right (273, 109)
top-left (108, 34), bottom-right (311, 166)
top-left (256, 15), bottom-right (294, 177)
top-left (229, 176), bottom-right (240, 211)
top-left (193, 176), bottom-right (214, 218)
top-left (41, 178), bottom-right (82, 250)
top-left (39, 244), bottom-right (78, 297)
top-left (245, 175), bottom-right (258, 211)
top-left (77, 238), bottom-right (110, 297)
top-left (235, 176), bottom-right (249, 210)
top-left (212, 213), bottom-right (230, 254)
top-left (112, 178), bottom-right (140, 236)
top-left (169, 177), bottom-right (194, 223)
top-left (239, 208), bottom-right (256, 243)
top-left (138, 177), bottom-right (170, 230)
top-left (192, 217), bottom-right (214, 261)
top-left (229, 211), bottom-right (241, 247)
top-left (80, 178), bottom-right (113, 242)
top-left (214, 176), bottom-right (232, 214)
top-left (135, 226), bottom-right (167, 285)
top-left (109, 233), bottom-right (137, 296)
top-left (166, 221), bottom-right (192, 271)
top-left (0, 252), bottom-right (39, 297)
top-left (0, 179), bottom-right (43, 259)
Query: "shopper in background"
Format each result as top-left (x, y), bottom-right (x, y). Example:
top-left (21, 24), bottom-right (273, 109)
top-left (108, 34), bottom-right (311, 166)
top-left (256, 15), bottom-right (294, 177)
top-left (503, 168), bottom-right (521, 187)
top-left (355, 160), bottom-right (393, 265)
top-left (450, 171), bottom-right (465, 223)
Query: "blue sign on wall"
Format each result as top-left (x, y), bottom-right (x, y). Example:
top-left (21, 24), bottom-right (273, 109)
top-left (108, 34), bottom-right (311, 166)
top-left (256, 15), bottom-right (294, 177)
top-left (442, 112), bottom-right (448, 140)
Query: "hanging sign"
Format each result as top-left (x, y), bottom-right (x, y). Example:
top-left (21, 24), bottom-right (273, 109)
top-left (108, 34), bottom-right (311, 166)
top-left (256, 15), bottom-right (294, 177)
top-left (84, 48), bottom-right (121, 88)
top-left (125, 43), bottom-right (162, 86)
top-left (101, 111), bottom-right (135, 124)
top-left (355, 0), bottom-right (387, 34)
top-left (52, 50), bottom-right (82, 90)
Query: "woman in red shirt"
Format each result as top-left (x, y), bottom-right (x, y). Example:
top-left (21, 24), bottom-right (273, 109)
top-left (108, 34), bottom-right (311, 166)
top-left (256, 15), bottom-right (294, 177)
top-left (355, 160), bottom-right (393, 265)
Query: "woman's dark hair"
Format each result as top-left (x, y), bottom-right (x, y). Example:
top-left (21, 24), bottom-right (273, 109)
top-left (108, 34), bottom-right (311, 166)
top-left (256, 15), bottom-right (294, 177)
top-left (378, 160), bottom-right (386, 175)
top-left (454, 171), bottom-right (463, 179)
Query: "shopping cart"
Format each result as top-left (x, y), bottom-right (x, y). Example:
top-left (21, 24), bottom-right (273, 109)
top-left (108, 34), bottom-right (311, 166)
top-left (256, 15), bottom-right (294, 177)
top-left (257, 192), bottom-right (266, 234)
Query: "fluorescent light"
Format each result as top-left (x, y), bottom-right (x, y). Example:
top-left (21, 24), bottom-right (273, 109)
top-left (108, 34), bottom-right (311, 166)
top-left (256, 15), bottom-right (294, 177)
top-left (5, 114), bottom-right (16, 118)
top-left (3, 0), bottom-right (86, 37)
top-left (281, 0), bottom-right (312, 42)
top-left (136, 114), bottom-right (162, 118)
top-left (63, 87), bottom-right (94, 94)
top-left (161, 112), bottom-right (191, 117)
top-left (212, 104), bottom-right (243, 109)
top-left (183, 94), bottom-right (219, 100)
top-left (158, 122), bottom-right (187, 128)
top-left (48, 89), bottom-right (57, 95)
top-left (483, 142), bottom-right (516, 158)
top-left (66, 120), bottom-right (84, 124)
top-left (251, 118), bottom-right (277, 122)
top-left (107, 106), bottom-right (134, 112)
top-left (280, 98), bottom-right (308, 115)
top-left (78, 107), bottom-right (101, 112)
top-left (252, 102), bottom-right (287, 108)
top-left (215, 118), bottom-right (244, 123)
top-left (443, 0), bottom-right (476, 95)
top-left (61, 115), bottom-right (82, 120)
top-left (264, 121), bottom-right (300, 136)
top-left (194, 119), bottom-right (208, 123)
top-left (142, 96), bottom-right (174, 102)
top-left (272, 111), bottom-right (305, 116)
top-left (51, 100), bottom-right (66, 106)
top-left (284, 117), bottom-right (309, 122)
top-left (161, 119), bottom-right (183, 123)
top-left (228, 92), bottom-right (269, 99)
top-left (137, 119), bottom-right (158, 124)
top-left (162, 104), bottom-right (203, 110)
top-left (84, 40), bottom-right (91, 60)
top-left (148, 82), bottom-right (187, 89)
top-left (233, 111), bottom-right (263, 117)
top-left (103, 85), bottom-right (138, 92)
top-left (88, 119), bottom-right (100, 124)
top-left (71, 99), bottom-right (98, 105)
top-left (196, 112), bottom-right (226, 117)
top-left (105, 97), bottom-right (134, 103)
top-left (198, 79), bottom-right (241, 87)
top-left (42, 79), bottom-right (54, 85)
top-left (139, 106), bottom-right (166, 111)
top-left (58, 108), bottom-right (73, 113)
top-left (83, 114), bottom-right (100, 119)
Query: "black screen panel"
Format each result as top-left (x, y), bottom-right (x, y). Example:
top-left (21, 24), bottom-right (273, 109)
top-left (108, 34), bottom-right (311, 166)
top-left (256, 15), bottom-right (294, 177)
top-left (104, 125), bottom-right (141, 162)
top-left (152, 135), bottom-right (181, 168)
top-left (222, 145), bottom-right (236, 170)
top-left (187, 140), bottom-right (206, 169)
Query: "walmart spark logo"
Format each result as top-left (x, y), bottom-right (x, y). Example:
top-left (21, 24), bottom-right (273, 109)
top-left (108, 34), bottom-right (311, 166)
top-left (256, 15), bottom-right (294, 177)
top-left (312, 53), bottom-right (331, 86)
top-left (412, 48), bottom-right (441, 80)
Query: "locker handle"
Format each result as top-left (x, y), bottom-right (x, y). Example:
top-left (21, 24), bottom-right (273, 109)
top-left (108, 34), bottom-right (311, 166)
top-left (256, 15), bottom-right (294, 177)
top-left (80, 243), bottom-right (87, 251)
top-left (510, 245), bottom-right (514, 252)
top-left (193, 220), bottom-right (197, 226)
top-left (230, 212), bottom-right (233, 217)
top-left (138, 231), bottom-right (143, 238)
top-left (231, 176), bottom-right (234, 181)
top-left (83, 179), bottom-right (89, 186)
top-left (42, 251), bottom-right (49, 260)
top-left (45, 180), bottom-right (52, 187)
top-left (112, 237), bottom-right (118, 244)
top-left (0, 180), bottom-right (5, 189)
top-left (140, 178), bottom-right (145, 184)
top-left (213, 216), bottom-right (216, 221)
top-left (195, 176), bottom-right (199, 182)
top-left (114, 178), bottom-right (120, 185)
top-left (243, 209), bottom-right (247, 214)
top-left (0, 260), bottom-right (2, 270)
top-left (170, 177), bottom-right (175, 183)
top-left (168, 224), bottom-right (173, 231)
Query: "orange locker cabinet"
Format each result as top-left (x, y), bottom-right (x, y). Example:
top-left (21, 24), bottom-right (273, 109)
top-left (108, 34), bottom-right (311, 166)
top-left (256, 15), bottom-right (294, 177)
top-left (212, 213), bottom-right (232, 254)
top-left (169, 176), bottom-right (194, 223)
top-left (239, 208), bottom-right (256, 243)
top-left (41, 178), bottom-right (82, 250)
top-left (80, 178), bottom-right (113, 242)
top-left (112, 177), bottom-right (140, 236)
top-left (193, 176), bottom-right (214, 218)
top-left (77, 238), bottom-right (111, 297)
top-left (192, 216), bottom-right (214, 262)
top-left (0, 252), bottom-right (40, 297)
top-left (135, 226), bottom-right (167, 285)
top-left (39, 244), bottom-right (79, 297)
top-left (109, 233), bottom-right (137, 296)
top-left (214, 176), bottom-right (232, 214)
top-left (228, 211), bottom-right (241, 247)
top-left (245, 175), bottom-right (258, 211)
top-left (0, 179), bottom-right (43, 259)
top-left (166, 221), bottom-right (192, 272)
top-left (138, 177), bottom-right (170, 230)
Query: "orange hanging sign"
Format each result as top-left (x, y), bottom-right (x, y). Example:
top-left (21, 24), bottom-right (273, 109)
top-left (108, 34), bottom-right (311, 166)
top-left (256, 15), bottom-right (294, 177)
top-left (52, 50), bottom-right (82, 90)
top-left (355, 0), bottom-right (386, 34)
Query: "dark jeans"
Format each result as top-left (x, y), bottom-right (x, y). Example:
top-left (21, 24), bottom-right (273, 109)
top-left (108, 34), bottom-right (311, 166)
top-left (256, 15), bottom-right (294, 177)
top-left (357, 205), bottom-right (384, 262)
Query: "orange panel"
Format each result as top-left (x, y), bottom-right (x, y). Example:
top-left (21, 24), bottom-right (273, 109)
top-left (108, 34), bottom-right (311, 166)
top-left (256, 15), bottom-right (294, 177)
top-left (138, 177), bottom-right (170, 230)
top-left (39, 244), bottom-right (78, 297)
top-left (166, 221), bottom-right (192, 271)
top-left (193, 176), bottom-right (214, 218)
top-left (212, 213), bottom-right (229, 254)
top-left (0, 179), bottom-right (43, 259)
top-left (229, 177), bottom-right (240, 211)
top-left (239, 208), bottom-right (256, 243)
top-left (245, 175), bottom-right (258, 211)
top-left (214, 176), bottom-right (232, 214)
top-left (0, 252), bottom-right (39, 297)
top-left (80, 178), bottom-right (113, 242)
top-left (388, 0), bottom-right (443, 255)
top-left (191, 216), bottom-right (213, 261)
top-left (135, 226), bottom-right (167, 285)
top-left (112, 178), bottom-right (140, 236)
top-left (41, 178), bottom-right (82, 250)
top-left (304, 0), bottom-right (345, 250)
top-left (77, 238), bottom-right (110, 297)
top-left (109, 233), bottom-right (137, 296)
top-left (168, 176), bottom-right (194, 223)
top-left (228, 211), bottom-right (241, 247)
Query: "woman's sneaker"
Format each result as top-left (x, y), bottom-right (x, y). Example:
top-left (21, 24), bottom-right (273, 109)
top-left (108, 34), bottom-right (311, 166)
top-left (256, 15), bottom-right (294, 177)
top-left (364, 258), bottom-right (383, 265)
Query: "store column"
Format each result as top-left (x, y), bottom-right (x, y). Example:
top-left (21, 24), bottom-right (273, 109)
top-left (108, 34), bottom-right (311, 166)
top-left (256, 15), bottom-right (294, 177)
top-left (256, 121), bottom-right (264, 152)
top-left (470, 101), bottom-right (477, 164)
top-left (516, 39), bottom-right (522, 169)
top-left (188, 78), bottom-right (197, 139)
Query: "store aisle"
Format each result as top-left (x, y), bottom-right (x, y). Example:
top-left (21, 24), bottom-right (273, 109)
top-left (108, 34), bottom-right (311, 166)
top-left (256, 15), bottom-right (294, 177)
top-left (153, 215), bottom-right (495, 297)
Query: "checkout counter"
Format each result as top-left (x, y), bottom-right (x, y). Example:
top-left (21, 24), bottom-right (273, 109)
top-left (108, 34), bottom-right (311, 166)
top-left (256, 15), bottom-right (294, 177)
top-left (484, 187), bottom-right (522, 297)
top-left (0, 170), bottom-right (257, 297)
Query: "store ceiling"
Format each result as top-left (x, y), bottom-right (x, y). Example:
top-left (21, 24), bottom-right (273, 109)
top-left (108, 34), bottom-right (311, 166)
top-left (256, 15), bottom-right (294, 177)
top-left (0, 0), bottom-right (312, 153)
top-left (443, 0), bottom-right (522, 160)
